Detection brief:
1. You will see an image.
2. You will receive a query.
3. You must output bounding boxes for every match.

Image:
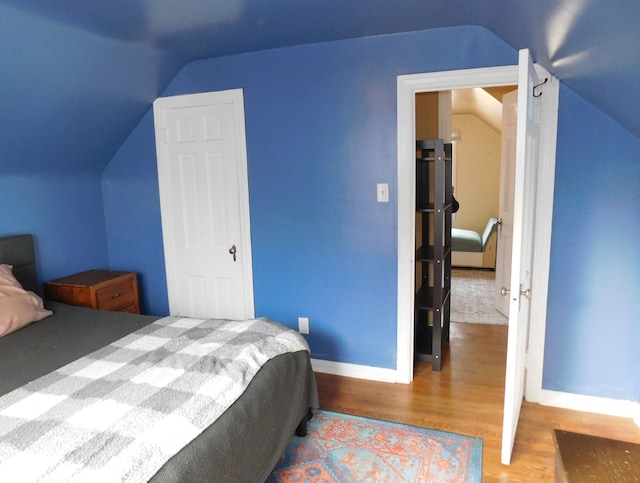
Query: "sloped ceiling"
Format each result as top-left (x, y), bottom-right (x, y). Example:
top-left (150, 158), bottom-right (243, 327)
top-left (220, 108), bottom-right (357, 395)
top-left (452, 88), bottom-right (510, 134)
top-left (1, 0), bottom-right (639, 172)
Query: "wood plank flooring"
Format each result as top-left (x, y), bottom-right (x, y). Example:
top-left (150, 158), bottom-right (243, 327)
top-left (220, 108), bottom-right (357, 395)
top-left (315, 322), bottom-right (640, 482)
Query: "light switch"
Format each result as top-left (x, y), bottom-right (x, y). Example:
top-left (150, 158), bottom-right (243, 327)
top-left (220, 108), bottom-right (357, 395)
top-left (377, 183), bottom-right (389, 202)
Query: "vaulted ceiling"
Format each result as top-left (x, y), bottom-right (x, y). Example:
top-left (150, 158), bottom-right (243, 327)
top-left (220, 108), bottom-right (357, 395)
top-left (2, 0), bottom-right (639, 172)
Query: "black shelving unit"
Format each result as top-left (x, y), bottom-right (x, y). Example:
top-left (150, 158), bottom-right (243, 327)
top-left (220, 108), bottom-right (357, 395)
top-left (415, 139), bottom-right (453, 371)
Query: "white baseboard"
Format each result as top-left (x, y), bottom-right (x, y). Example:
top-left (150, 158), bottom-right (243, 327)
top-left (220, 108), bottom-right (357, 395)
top-left (311, 358), bottom-right (399, 383)
top-left (537, 389), bottom-right (640, 428)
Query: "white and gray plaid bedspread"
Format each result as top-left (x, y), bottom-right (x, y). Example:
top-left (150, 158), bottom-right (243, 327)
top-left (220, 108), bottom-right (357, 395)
top-left (0, 316), bottom-right (310, 482)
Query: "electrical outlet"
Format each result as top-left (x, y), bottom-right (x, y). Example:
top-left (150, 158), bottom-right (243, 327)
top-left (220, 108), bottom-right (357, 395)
top-left (298, 317), bottom-right (309, 334)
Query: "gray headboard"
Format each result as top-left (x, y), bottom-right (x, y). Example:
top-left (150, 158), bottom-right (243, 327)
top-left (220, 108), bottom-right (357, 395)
top-left (0, 234), bottom-right (40, 294)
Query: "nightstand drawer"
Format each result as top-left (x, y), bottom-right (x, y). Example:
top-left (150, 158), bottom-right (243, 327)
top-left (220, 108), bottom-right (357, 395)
top-left (96, 278), bottom-right (136, 311)
top-left (45, 270), bottom-right (140, 314)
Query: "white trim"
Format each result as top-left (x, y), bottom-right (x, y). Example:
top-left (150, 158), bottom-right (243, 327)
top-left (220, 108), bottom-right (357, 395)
top-left (396, 65), bottom-right (558, 390)
top-left (524, 72), bottom-right (559, 402)
top-left (396, 76), bottom-right (417, 383)
top-left (311, 359), bottom-right (398, 383)
top-left (539, 390), bottom-right (640, 428)
top-left (397, 66), bottom-right (519, 384)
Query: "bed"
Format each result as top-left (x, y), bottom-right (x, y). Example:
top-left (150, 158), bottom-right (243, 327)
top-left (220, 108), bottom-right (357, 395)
top-left (0, 234), bottom-right (318, 482)
top-left (452, 217), bottom-right (499, 269)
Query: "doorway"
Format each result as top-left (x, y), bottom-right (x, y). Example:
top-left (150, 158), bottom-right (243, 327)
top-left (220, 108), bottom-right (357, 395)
top-left (396, 65), bottom-right (558, 401)
top-left (412, 86), bottom-right (512, 367)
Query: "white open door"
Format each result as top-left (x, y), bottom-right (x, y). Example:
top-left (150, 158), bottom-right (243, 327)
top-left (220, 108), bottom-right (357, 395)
top-left (154, 90), bottom-right (254, 320)
top-left (501, 49), bottom-right (549, 464)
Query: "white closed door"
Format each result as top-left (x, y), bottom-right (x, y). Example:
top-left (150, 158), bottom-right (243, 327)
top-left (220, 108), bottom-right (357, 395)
top-left (154, 90), bottom-right (254, 320)
top-left (495, 89), bottom-right (518, 317)
top-left (501, 49), bottom-right (549, 465)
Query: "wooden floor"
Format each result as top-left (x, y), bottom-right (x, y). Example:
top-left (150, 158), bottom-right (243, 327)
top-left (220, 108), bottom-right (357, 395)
top-left (315, 322), bottom-right (640, 482)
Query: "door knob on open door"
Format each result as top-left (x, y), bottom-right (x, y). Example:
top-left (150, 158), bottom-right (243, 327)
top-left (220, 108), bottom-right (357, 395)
top-left (229, 244), bottom-right (237, 262)
top-left (501, 286), bottom-right (531, 299)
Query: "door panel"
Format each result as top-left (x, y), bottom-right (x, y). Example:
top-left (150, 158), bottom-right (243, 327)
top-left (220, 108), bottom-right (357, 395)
top-left (501, 49), bottom-right (547, 465)
top-left (154, 91), bottom-right (254, 320)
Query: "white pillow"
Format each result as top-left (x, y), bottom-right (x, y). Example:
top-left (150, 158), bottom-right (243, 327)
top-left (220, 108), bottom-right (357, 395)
top-left (0, 264), bottom-right (53, 337)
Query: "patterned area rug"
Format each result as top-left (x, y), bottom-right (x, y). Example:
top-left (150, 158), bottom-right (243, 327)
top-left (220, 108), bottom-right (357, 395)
top-left (451, 269), bottom-right (508, 325)
top-left (266, 410), bottom-right (482, 483)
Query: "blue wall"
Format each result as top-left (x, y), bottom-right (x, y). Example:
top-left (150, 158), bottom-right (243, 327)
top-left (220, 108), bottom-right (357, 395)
top-left (544, 85), bottom-right (640, 401)
top-left (102, 26), bottom-right (640, 402)
top-left (103, 111), bottom-right (169, 315)
top-left (0, 170), bottom-right (109, 288)
top-left (104, 26), bottom-right (516, 369)
top-left (1, 4), bottom-right (638, 404)
top-left (0, 1), bottom-right (178, 292)
top-left (0, 2), bottom-right (181, 174)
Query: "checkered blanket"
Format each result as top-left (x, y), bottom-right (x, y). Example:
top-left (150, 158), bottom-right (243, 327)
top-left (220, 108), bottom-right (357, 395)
top-left (0, 316), bottom-right (310, 482)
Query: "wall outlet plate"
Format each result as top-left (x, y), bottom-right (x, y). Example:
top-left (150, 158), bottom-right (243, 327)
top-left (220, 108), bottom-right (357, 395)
top-left (298, 317), bottom-right (309, 334)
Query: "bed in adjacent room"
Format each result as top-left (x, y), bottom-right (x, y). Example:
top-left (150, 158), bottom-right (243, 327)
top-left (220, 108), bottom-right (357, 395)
top-left (452, 217), bottom-right (499, 269)
top-left (0, 234), bottom-right (318, 482)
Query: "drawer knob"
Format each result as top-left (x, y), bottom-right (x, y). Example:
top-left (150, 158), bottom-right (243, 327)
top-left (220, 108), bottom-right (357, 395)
top-left (112, 292), bottom-right (121, 298)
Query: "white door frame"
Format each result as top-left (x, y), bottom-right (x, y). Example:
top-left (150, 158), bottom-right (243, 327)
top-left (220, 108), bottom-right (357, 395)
top-left (396, 65), bottom-right (558, 402)
top-left (153, 89), bottom-right (255, 319)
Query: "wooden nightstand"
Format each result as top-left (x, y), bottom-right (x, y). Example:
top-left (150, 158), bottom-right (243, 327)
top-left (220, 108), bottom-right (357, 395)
top-left (44, 270), bottom-right (140, 314)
